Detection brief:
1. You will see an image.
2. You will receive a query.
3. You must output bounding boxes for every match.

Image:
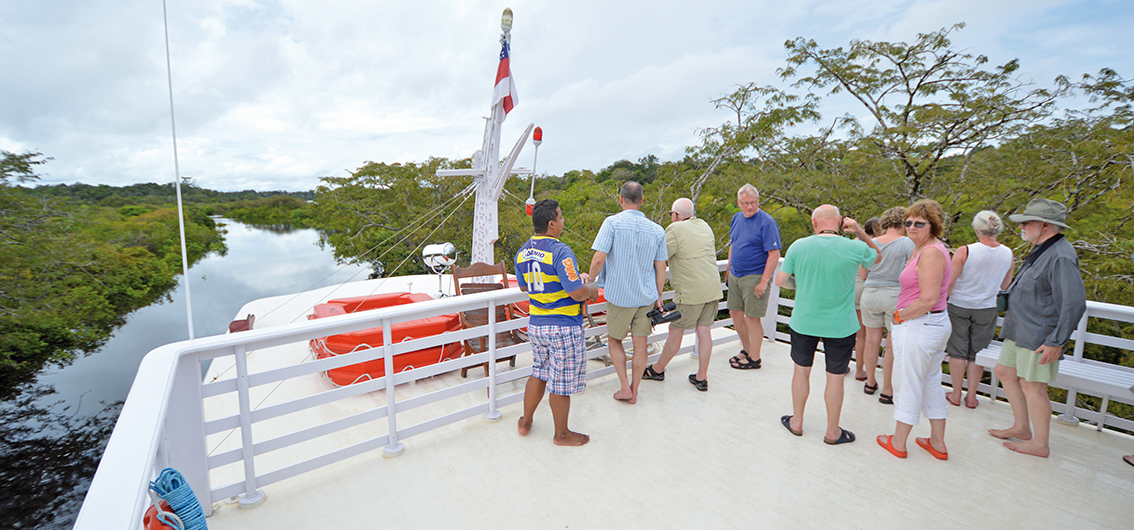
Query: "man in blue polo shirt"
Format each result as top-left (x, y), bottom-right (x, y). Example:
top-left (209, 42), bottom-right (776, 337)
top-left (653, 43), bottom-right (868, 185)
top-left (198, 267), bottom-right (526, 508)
top-left (590, 181), bottom-right (667, 405)
top-left (726, 184), bottom-right (782, 370)
top-left (516, 199), bottom-right (599, 446)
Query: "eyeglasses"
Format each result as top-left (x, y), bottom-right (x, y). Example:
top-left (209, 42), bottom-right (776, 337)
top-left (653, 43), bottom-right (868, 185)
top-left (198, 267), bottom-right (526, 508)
top-left (904, 220), bottom-right (928, 229)
top-left (739, 201), bottom-right (758, 207)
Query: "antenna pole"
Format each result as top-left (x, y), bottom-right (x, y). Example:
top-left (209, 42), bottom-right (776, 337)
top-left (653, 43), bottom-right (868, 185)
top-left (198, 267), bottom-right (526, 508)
top-left (162, 0), bottom-right (195, 339)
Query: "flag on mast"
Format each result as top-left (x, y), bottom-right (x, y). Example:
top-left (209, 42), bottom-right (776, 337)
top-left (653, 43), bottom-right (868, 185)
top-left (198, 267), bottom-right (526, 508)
top-left (492, 39), bottom-right (518, 117)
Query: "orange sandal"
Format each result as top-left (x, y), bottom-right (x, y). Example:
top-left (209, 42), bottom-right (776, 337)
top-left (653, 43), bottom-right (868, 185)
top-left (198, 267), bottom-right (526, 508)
top-left (916, 437), bottom-right (948, 460)
top-left (877, 435), bottom-right (907, 458)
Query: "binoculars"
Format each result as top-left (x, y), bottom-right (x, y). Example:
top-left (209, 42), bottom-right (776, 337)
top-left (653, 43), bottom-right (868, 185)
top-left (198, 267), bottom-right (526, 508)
top-left (647, 301), bottom-right (682, 326)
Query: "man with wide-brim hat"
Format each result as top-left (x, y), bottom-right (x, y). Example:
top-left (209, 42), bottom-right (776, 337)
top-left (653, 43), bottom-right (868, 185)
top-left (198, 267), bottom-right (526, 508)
top-left (988, 197), bottom-right (1086, 458)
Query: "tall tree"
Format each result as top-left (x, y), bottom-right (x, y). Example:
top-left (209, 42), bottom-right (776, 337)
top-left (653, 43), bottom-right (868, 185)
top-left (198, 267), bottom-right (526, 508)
top-left (778, 23), bottom-right (1069, 203)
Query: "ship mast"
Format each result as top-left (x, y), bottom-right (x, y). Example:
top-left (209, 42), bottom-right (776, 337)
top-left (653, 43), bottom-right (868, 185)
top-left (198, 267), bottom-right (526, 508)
top-left (436, 8), bottom-right (533, 265)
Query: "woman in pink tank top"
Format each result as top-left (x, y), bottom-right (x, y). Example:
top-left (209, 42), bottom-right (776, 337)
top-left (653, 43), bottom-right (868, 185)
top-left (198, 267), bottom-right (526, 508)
top-left (877, 199), bottom-right (953, 460)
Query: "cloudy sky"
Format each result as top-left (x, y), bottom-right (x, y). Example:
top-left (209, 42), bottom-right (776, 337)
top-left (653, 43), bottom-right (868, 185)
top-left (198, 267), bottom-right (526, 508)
top-left (2, 0), bottom-right (1132, 192)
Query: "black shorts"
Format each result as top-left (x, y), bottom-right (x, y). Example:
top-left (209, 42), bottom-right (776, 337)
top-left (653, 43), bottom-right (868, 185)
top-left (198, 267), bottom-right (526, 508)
top-left (789, 327), bottom-right (856, 375)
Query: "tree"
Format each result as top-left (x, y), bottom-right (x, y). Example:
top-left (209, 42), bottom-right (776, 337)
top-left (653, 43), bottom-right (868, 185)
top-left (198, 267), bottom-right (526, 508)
top-left (778, 23), bottom-right (1068, 204)
top-left (0, 152), bottom-right (224, 395)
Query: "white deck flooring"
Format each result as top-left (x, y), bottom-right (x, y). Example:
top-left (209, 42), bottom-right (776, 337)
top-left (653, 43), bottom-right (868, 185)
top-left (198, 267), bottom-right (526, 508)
top-left (204, 291), bottom-right (1134, 530)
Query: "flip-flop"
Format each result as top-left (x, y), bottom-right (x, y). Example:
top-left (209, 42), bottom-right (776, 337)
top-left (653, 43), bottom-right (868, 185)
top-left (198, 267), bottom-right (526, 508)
top-left (945, 392), bottom-right (961, 407)
top-left (688, 374), bottom-right (707, 392)
top-left (855, 373), bottom-right (868, 381)
top-left (916, 437), bottom-right (948, 460)
top-left (864, 382), bottom-right (878, 395)
top-left (877, 435), bottom-right (907, 458)
top-left (1124, 455), bottom-right (1134, 468)
top-left (879, 393), bottom-right (893, 405)
top-left (824, 428), bottom-right (856, 445)
top-left (780, 415), bottom-right (802, 436)
top-left (965, 398), bottom-right (978, 409)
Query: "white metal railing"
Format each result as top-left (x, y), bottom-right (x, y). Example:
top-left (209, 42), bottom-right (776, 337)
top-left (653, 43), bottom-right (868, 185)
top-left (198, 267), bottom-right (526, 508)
top-left (75, 260), bottom-right (1134, 529)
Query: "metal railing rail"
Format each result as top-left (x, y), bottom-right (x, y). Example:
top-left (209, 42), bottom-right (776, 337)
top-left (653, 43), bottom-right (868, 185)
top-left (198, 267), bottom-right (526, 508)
top-left (76, 260), bottom-right (1134, 529)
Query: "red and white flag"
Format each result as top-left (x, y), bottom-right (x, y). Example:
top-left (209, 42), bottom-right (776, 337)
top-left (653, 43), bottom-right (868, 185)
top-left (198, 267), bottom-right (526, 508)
top-left (492, 39), bottom-right (518, 118)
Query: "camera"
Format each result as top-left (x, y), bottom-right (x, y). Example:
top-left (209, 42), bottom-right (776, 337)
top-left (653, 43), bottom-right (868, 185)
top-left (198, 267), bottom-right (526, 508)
top-left (996, 290), bottom-right (1009, 312)
top-left (648, 301), bottom-right (682, 326)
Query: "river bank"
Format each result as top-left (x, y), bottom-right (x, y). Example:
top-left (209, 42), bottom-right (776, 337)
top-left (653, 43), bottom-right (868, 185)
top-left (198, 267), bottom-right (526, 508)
top-left (0, 219), bottom-right (369, 529)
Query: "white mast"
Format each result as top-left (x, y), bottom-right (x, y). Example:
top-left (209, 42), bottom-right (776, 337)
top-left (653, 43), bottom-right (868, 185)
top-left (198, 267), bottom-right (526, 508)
top-left (162, 0), bottom-right (195, 339)
top-left (436, 8), bottom-right (533, 265)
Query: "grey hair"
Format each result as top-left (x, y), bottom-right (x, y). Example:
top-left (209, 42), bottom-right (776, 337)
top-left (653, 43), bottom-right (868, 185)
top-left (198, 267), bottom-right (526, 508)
top-left (737, 184), bottom-right (759, 200)
top-left (620, 181), bottom-right (643, 204)
top-left (972, 210), bottom-right (1004, 237)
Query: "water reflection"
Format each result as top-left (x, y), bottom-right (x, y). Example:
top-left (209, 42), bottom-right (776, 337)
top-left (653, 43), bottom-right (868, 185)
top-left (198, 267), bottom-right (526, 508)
top-left (0, 220), bottom-right (369, 529)
top-left (0, 383), bottom-right (119, 530)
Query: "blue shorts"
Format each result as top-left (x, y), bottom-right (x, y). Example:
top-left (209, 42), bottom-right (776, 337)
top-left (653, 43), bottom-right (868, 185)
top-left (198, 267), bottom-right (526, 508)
top-left (529, 324), bottom-right (587, 395)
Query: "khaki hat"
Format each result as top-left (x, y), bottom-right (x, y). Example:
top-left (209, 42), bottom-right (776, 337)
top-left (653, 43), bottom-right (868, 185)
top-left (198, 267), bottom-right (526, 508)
top-left (1009, 198), bottom-right (1072, 229)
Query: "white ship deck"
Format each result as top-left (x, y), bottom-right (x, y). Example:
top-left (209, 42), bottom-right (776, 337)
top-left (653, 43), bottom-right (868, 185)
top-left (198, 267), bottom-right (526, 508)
top-left (198, 281), bottom-right (1134, 529)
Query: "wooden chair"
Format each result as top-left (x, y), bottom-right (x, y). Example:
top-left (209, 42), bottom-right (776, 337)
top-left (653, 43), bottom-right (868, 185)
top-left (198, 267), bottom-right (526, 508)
top-left (453, 261), bottom-right (523, 378)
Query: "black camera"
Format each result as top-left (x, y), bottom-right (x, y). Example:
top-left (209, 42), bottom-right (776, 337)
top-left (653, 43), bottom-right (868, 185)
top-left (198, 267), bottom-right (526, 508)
top-left (648, 301), bottom-right (682, 326)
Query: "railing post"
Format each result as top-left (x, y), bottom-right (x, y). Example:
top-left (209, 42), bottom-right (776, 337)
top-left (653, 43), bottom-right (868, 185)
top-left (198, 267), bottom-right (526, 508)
top-left (164, 350), bottom-right (212, 515)
top-left (382, 319), bottom-right (405, 457)
top-left (485, 298), bottom-right (502, 421)
top-left (1058, 313), bottom-right (1091, 425)
top-left (762, 279), bottom-right (781, 341)
top-left (233, 344), bottom-right (266, 508)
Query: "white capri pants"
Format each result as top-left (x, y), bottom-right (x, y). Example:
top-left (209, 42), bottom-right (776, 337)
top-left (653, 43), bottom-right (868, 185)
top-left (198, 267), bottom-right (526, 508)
top-left (891, 311), bottom-right (952, 426)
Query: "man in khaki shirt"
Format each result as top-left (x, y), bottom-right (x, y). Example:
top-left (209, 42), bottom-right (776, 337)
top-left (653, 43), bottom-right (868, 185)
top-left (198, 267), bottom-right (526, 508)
top-left (643, 198), bottom-right (722, 391)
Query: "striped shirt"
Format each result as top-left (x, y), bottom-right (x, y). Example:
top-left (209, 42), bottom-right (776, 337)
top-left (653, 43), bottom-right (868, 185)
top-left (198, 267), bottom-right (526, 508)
top-left (515, 236), bottom-right (586, 326)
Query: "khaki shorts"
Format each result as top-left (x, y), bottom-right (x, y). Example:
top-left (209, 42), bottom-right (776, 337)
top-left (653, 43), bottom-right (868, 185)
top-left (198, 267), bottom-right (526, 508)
top-left (860, 285), bottom-right (900, 329)
top-left (606, 303), bottom-right (654, 340)
top-left (854, 276), bottom-right (865, 310)
top-left (672, 301), bottom-right (719, 330)
top-left (998, 339), bottom-right (1060, 384)
top-left (726, 273), bottom-right (771, 318)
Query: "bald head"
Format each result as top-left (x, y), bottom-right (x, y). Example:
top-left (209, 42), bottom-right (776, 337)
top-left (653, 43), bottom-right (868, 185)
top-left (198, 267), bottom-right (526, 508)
top-left (811, 204), bottom-right (841, 233)
top-left (671, 197), bottom-right (694, 219)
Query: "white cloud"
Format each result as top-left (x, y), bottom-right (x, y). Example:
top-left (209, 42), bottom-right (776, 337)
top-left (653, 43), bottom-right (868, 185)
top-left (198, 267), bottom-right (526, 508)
top-left (1, 0), bottom-right (1131, 191)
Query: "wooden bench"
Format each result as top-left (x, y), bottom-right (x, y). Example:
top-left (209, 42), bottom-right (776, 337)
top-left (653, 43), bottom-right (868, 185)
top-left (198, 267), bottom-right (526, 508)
top-left (970, 302), bottom-right (1134, 431)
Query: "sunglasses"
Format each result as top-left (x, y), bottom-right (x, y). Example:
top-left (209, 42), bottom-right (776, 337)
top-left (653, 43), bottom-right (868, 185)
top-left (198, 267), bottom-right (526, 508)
top-left (904, 220), bottom-right (928, 228)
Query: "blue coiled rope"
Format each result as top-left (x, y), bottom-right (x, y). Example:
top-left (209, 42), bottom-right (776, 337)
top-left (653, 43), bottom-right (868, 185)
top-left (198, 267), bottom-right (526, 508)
top-left (149, 468), bottom-right (208, 530)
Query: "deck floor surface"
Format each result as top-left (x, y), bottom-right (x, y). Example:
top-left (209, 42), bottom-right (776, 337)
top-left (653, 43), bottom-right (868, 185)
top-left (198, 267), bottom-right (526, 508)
top-left (205, 327), bottom-right (1134, 530)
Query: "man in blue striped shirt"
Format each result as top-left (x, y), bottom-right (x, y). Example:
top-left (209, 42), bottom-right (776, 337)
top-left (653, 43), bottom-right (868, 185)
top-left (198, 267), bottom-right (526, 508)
top-left (516, 199), bottom-right (599, 446)
top-left (590, 181), bottom-right (667, 404)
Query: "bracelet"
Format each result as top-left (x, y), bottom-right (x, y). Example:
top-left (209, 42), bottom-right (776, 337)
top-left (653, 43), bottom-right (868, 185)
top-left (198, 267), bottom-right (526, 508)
top-left (893, 310), bottom-right (904, 324)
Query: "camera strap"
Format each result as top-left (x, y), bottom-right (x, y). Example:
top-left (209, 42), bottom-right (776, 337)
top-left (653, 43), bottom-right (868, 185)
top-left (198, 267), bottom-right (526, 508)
top-left (1005, 233), bottom-right (1063, 293)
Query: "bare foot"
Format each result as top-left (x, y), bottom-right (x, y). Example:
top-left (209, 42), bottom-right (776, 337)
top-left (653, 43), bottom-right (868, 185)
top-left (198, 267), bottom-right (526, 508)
top-left (517, 415), bottom-right (532, 436)
top-left (945, 391), bottom-right (961, 406)
top-left (613, 389), bottom-right (634, 402)
top-left (988, 427), bottom-right (1032, 440)
top-left (553, 430), bottom-right (590, 446)
top-left (628, 389), bottom-right (638, 405)
top-left (1004, 440), bottom-right (1049, 458)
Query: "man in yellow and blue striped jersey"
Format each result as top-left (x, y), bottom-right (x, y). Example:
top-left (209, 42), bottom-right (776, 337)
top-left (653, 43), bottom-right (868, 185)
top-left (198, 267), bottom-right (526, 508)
top-left (515, 199), bottom-right (598, 446)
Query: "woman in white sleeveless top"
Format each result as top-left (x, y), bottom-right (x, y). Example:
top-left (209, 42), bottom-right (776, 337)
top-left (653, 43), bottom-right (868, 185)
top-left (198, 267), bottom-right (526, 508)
top-left (945, 211), bottom-right (1014, 408)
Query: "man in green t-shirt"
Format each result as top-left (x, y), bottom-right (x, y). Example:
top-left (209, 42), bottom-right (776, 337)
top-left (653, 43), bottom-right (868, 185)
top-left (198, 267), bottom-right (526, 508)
top-left (775, 205), bottom-right (879, 445)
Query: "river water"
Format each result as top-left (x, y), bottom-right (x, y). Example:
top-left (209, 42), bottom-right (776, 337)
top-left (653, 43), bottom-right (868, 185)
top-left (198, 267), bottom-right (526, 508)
top-left (2, 220), bottom-right (370, 529)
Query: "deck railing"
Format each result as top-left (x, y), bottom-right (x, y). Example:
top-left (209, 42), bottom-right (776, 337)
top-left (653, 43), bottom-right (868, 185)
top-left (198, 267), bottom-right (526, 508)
top-left (75, 260), bottom-right (1133, 529)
